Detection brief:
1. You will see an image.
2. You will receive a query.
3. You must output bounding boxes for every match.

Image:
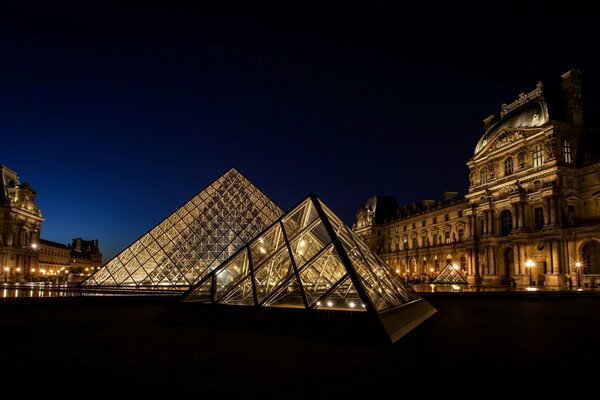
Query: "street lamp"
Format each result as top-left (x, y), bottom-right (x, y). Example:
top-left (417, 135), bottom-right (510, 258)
top-left (525, 259), bottom-right (535, 286)
top-left (574, 261), bottom-right (583, 288)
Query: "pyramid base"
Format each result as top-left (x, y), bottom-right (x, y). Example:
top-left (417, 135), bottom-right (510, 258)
top-left (379, 298), bottom-right (437, 343)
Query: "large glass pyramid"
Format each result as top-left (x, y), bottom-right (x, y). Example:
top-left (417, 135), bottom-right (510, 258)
top-left (431, 263), bottom-right (469, 284)
top-left (81, 168), bottom-right (283, 291)
top-left (183, 193), bottom-right (436, 342)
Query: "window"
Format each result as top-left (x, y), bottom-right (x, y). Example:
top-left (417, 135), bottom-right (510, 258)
top-left (534, 207), bottom-right (544, 230)
top-left (460, 255), bottom-right (467, 272)
top-left (444, 231), bottom-right (451, 244)
top-left (533, 143), bottom-right (544, 167)
top-left (480, 219), bottom-right (485, 235)
top-left (433, 235), bottom-right (438, 245)
top-left (412, 238), bottom-right (418, 249)
top-left (500, 210), bottom-right (512, 236)
top-left (444, 214), bottom-right (449, 221)
top-left (480, 166), bottom-right (488, 184)
top-left (562, 139), bottom-right (572, 163)
top-left (433, 217), bottom-right (437, 224)
top-left (458, 210), bottom-right (462, 218)
top-left (412, 223), bottom-right (416, 229)
top-left (504, 156), bottom-right (514, 176)
top-left (458, 228), bottom-right (464, 242)
top-left (422, 220), bottom-right (426, 227)
top-left (422, 235), bottom-right (428, 247)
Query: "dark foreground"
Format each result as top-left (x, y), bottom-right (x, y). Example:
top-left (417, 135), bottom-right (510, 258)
top-left (1, 293), bottom-right (598, 397)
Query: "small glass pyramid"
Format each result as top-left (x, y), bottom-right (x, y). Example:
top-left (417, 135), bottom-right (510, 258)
top-left (183, 193), bottom-right (436, 342)
top-left (81, 168), bottom-right (283, 290)
top-left (431, 263), bottom-right (469, 284)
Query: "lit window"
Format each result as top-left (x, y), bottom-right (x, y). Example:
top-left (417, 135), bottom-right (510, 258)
top-left (480, 167), bottom-right (488, 185)
top-left (562, 139), bottom-right (572, 163)
top-left (504, 156), bottom-right (514, 176)
top-left (444, 231), bottom-right (451, 244)
top-left (533, 143), bottom-right (544, 167)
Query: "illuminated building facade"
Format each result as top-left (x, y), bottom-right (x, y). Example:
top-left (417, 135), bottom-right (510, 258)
top-left (37, 239), bottom-right (70, 281)
top-left (354, 69), bottom-right (600, 288)
top-left (0, 164), bottom-right (43, 283)
top-left (37, 238), bottom-right (103, 283)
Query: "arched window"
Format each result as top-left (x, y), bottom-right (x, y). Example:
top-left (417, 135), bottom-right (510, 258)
top-left (460, 255), bottom-right (467, 272)
top-left (480, 166), bottom-right (488, 185)
top-left (504, 156), bottom-right (514, 176)
top-left (500, 210), bottom-right (512, 236)
top-left (533, 143), bottom-right (544, 167)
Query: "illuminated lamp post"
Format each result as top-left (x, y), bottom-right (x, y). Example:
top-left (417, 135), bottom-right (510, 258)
top-left (525, 259), bottom-right (535, 286)
top-left (574, 261), bottom-right (583, 288)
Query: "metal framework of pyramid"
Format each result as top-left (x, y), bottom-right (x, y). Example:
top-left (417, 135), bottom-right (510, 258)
top-left (81, 168), bottom-right (283, 291)
top-left (431, 263), bottom-right (469, 284)
top-left (183, 193), bottom-right (436, 342)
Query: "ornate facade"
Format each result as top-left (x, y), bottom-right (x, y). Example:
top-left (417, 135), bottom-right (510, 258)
top-left (353, 69), bottom-right (600, 288)
top-left (0, 165), bottom-right (43, 283)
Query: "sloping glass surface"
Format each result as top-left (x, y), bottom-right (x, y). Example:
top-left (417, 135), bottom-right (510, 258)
top-left (432, 263), bottom-right (469, 284)
top-left (183, 194), bottom-right (436, 343)
top-left (315, 276), bottom-right (366, 312)
top-left (299, 245), bottom-right (346, 307)
top-left (82, 168), bottom-right (283, 290)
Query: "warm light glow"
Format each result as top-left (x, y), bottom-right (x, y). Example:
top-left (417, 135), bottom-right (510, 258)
top-left (31, 243), bottom-right (38, 249)
top-left (574, 261), bottom-right (582, 269)
top-left (452, 263), bottom-right (459, 270)
top-left (316, 301), bottom-right (321, 306)
top-left (525, 259), bottom-right (535, 268)
top-left (349, 302), bottom-right (356, 308)
top-left (451, 284), bottom-right (461, 291)
top-left (16, 267), bottom-right (21, 272)
top-left (85, 268), bottom-right (89, 272)
top-left (395, 269), bottom-right (399, 273)
top-left (526, 287), bottom-right (538, 292)
top-left (4, 267), bottom-right (9, 272)
top-left (326, 301), bottom-right (333, 307)
top-left (430, 268), bottom-right (434, 272)
top-left (259, 247), bottom-right (266, 254)
top-left (31, 268), bottom-right (36, 273)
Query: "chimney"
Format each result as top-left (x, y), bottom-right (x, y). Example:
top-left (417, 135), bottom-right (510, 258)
top-left (561, 68), bottom-right (583, 125)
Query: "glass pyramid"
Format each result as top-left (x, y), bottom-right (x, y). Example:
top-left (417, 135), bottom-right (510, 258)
top-left (183, 193), bottom-right (436, 342)
top-left (81, 168), bottom-right (283, 291)
top-left (431, 263), bottom-right (469, 284)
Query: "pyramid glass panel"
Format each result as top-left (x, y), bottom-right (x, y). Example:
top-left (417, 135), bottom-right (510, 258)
top-left (432, 263), bottom-right (469, 284)
top-left (299, 245), bottom-right (347, 306)
top-left (184, 194), bottom-right (436, 343)
top-left (81, 168), bottom-right (283, 291)
top-left (314, 276), bottom-right (366, 312)
top-left (254, 247), bottom-right (295, 304)
top-left (262, 277), bottom-right (306, 309)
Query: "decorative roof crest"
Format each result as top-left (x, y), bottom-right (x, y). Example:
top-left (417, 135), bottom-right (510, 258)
top-left (500, 81), bottom-right (543, 117)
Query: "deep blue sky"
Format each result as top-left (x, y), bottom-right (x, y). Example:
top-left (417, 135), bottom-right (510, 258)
top-left (2, 1), bottom-right (599, 262)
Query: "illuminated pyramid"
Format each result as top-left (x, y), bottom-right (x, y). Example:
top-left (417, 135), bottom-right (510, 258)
top-left (81, 168), bottom-right (283, 290)
top-left (183, 193), bottom-right (436, 342)
top-left (431, 263), bottom-right (468, 284)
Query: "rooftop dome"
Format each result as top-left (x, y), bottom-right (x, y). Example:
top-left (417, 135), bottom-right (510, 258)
top-left (474, 82), bottom-right (549, 155)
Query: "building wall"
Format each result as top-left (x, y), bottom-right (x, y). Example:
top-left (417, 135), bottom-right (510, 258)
top-left (0, 165), bottom-right (43, 283)
top-left (354, 70), bottom-right (600, 288)
top-left (37, 239), bottom-right (71, 282)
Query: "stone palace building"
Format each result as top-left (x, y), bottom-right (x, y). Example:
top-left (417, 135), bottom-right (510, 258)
top-left (353, 69), bottom-right (600, 288)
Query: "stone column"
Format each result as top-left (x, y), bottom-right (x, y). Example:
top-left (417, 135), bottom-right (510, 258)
top-left (544, 197), bottom-right (552, 225)
top-left (512, 203), bottom-right (519, 231)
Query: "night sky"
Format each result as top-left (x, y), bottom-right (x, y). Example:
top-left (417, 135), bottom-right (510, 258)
top-left (2, 1), bottom-right (599, 262)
